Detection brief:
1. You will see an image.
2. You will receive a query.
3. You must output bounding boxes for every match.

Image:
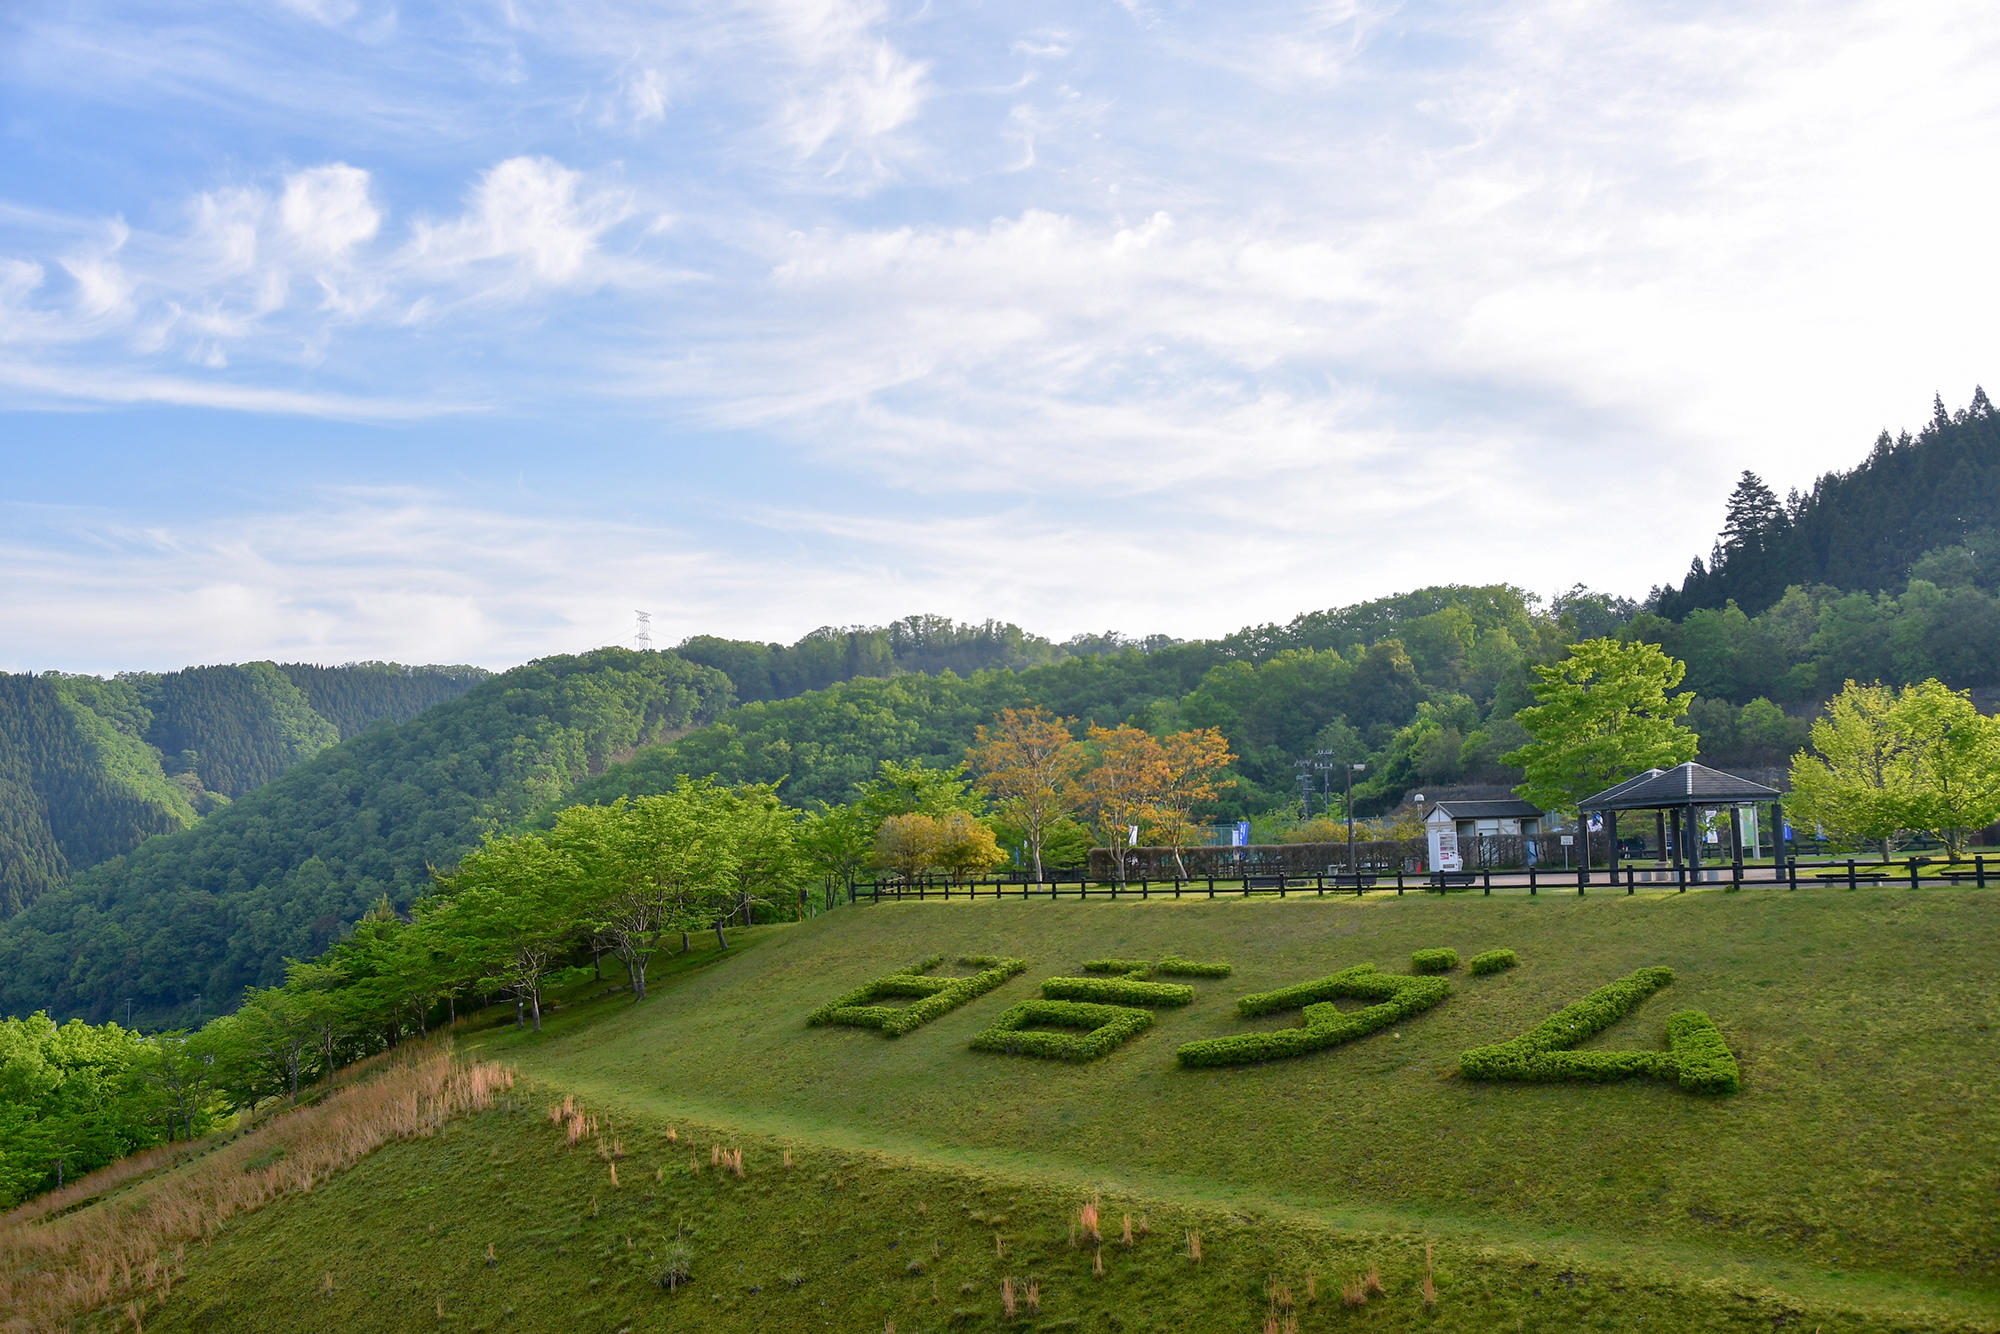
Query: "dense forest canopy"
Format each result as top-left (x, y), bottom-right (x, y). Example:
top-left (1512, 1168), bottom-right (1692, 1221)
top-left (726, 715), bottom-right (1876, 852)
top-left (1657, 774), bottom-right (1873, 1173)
top-left (0, 662), bottom-right (487, 917)
top-left (0, 651), bottom-right (728, 1024)
top-left (1655, 387), bottom-right (1999, 617)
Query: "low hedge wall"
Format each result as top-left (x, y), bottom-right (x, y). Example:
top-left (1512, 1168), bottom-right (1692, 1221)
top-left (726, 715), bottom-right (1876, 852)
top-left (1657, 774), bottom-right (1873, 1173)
top-left (808, 954), bottom-right (1027, 1037)
top-left (1081, 958), bottom-right (1153, 977)
top-left (1041, 976), bottom-right (1195, 1007)
top-left (1665, 1010), bottom-right (1741, 1094)
top-left (1458, 966), bottom-right (1682, 1084)
top-left (1469, 949), bottom-right (1518, 976)
top-left (1411, 948), bottom-right (1458, 974)
top-left (1175, 965), bottom-right (1451, 1067)
top-left (970, 1000), bottom-right (1155, 1061)
top-left (1152, 956), bottom-right (1233, 978)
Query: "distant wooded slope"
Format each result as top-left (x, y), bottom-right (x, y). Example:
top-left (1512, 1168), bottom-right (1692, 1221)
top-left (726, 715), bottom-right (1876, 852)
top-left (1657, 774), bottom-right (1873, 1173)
top-left (0, 649), bottom-right (729, 1023)
top-left (0, 662), bottom-right (488, 917)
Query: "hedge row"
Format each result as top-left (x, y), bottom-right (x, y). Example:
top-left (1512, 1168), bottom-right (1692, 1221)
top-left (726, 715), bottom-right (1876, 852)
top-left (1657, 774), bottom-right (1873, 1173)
top-left (970, 1000), bottom-right (1155, 1061)
top-left (1411, 948), bottom-right (1458, 974)
top-left (807, 954), bottom-right (1028, 1037)
top-left (1152, 956), bottom-right (1233, 978)
top-left (1175, 966), bottom-right (1451, 1068)
top-left (1457, 966), bottom-right (1678, 1083)
top-left (1079, 956), bottom-right (1233, 980)
top-left (1469, 949), bottom-right (1518, 976)
top-left (1665, 1010), bottom-right (1742, 1094)
top-left (1040, 975), bottom-right (1196, 1007)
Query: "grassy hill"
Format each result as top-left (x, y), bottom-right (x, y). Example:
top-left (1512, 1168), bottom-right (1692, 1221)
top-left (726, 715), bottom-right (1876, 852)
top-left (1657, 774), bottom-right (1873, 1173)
top-left (31, 889), bottom-right (1998, 1333)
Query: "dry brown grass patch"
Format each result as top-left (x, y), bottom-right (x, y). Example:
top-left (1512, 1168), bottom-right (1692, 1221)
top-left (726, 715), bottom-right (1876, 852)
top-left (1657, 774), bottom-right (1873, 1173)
top-left (0, 1042), bottom-right (511, 1334)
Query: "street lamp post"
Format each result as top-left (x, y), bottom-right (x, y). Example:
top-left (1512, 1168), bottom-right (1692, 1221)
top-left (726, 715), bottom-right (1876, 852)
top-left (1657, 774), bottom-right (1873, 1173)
top-left (1346, 762), bottom-right (1366, 874)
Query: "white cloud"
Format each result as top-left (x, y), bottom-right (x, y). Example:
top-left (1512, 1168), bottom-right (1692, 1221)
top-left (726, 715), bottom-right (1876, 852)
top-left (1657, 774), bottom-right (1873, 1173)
top-left (280, 164), bottom-right (382, 260)
top-left (403, 156), bottom-right (633, 289)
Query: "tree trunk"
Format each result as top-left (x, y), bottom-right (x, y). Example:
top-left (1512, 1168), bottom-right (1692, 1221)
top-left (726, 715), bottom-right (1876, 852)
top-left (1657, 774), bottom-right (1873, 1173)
top-left (714, 919), bottom-right (729, 951)
top-left (515, 998), bottom-right (524, 1029)
top-left (681, 931), bottom-right (691, 954)
top-left (530, 988), bottom-right (542, 1033)
top-left (1031, 836), bottom-right (1044, 883)
top-left (633, 958), bottom-right (648, 1001)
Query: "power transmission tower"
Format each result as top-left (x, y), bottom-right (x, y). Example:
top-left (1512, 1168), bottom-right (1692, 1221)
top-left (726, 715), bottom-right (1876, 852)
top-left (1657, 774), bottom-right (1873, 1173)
top-left (635, 610), bottom-right (653, 652)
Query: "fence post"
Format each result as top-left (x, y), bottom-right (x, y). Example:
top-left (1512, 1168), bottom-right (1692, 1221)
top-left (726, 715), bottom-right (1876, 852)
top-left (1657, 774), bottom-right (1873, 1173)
top-left (1787, 858), bottom-right (1797, 890)
top-left (1909, 859), bottom-right (1921, 891)
top-left (1577, 863), bottom-right (1585, 896)
top-left (1979, 855), bottom-right (1988, 889)
top-left (1625, 865), bottom-right (1634, 895)
top-left (1396, 866), bottom-right (1404, 893)
top-left (1207, 876), bottom-right (1215, 898)
top-left (1847, 858), bottom-right (1857, 890)
top-left (1528, 866), bottom-right (1536, 894)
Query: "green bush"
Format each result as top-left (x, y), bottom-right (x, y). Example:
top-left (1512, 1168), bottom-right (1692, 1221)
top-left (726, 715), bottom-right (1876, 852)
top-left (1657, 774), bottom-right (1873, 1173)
top-left (970, 1000), bottom-right (1154, 1061)
top-left (1175, 965), bottom-right (1450, 1068)
top-left (807, 955), bottom-right (1027, 1037)
top-left (1458, 966), bottom-right (1687, 1084)
top-left (1410, 948), bottom-right (1458, 974)
top-left (1081, 958), bottom-right (1153, 977)
top-left (1665, 1010), bottom-right (1741, 1094)
top-left (1152, 956), bottom-right (1233, 978)
top-left (1079, 956), bottom-right (1232, 980)
top-left (1469, 949), bottom-right (1518, 976)
top-left (1041, 976), bottom-right (1195, 1007)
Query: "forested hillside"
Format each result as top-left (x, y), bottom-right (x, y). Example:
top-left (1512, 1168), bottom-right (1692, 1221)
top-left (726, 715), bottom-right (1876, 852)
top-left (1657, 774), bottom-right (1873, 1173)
top-left (0, 662), bottom-right (486, 916)
top-left (0, 650), bottom-right (730, 1024)
top-left (1657, 387), bottom-right (2000, 616)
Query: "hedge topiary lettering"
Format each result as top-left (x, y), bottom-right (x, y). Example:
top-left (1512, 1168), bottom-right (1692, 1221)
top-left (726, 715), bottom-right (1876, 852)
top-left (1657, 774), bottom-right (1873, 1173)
top-left (1174, 965), bottom-right (1451, 1067)
top-left (1457, 967), bottom-right (1740, 1094)
top-left (1080, 956), bottom-right (1233, 980)
top-left (1041, 975), bottom-right (1196, 1007)
top-left (1410, 948), bottom-right (1458, 974)
top-left (1469, 949), bottom-right (1518, 976)
top-left (807, 954), bottom-right (1027, 1037)
top-left (970, 999), bottom-right (1155, 1061)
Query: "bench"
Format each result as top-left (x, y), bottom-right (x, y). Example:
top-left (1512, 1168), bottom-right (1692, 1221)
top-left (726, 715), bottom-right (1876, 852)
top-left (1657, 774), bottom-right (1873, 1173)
top-left (1242, 874), bottom-right (1288, 892)
top-left (1325, 871), bottom-right (1378, 893)
top-left (1429, 870), bottom-right (1480, 892)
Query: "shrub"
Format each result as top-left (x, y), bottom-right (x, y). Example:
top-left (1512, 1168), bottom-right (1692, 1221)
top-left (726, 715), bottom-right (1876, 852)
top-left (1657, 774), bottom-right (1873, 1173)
top-left (1469, 949), bottom-right (1517, 976)
top-left (1410, 948), bottom-right (1458, 974)
top-left (970, 1000), bottom-right (1154, 1061)
top-left (1040, 976), bottom-right (1195, 1007)
top-left (1175, 966), bottom-right (1450, 1067)
top-left (658, 1239), bottom-right (694, 1292)
top-left (1665, 1010), bottom-right (1741, 1094)
top-left (1081, 958), bottom-right (1153, 977)
top-left (1152, 956), bottom-right (1233, 978)
top-left (807, 955), bottom-right (1027, 1037)
top-left (1457, 966), bottom-right (1718, 1087)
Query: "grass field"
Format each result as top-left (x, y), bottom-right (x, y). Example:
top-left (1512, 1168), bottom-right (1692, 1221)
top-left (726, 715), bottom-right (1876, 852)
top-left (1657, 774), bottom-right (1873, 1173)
top-left (51, 890), bottom-right (2000, 1331)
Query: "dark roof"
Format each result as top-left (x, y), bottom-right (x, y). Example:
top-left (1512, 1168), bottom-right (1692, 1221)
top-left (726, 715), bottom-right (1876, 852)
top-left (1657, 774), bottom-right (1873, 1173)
top-left (1579, 762), bottom-right (1781, 811)
top-left (1426, 799), bottom-right (1543, 820)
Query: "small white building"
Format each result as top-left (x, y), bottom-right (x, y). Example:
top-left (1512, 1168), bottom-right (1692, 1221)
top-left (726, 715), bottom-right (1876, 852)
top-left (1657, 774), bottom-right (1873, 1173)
top-left (1423, 799), bottom-right (1546, 871)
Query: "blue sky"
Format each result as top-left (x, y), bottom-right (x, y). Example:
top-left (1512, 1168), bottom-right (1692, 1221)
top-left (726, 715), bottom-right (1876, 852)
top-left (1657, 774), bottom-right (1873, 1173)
top-left (3, 0), bottom-right (1998, 673)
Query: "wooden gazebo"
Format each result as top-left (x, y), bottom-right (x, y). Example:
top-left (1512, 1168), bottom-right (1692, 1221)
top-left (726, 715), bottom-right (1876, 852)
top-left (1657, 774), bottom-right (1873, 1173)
top-left (1578, 762), bottom-right (1784, 882)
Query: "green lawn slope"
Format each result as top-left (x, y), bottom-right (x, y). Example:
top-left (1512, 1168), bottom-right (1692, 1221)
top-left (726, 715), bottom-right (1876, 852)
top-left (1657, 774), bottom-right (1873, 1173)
top-left (85, 892), bottom-right (2000, 1331)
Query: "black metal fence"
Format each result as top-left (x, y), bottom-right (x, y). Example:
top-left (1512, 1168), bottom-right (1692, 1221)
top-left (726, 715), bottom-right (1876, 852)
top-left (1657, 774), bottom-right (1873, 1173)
top-left (826, 854), bottom-right (1998, 905)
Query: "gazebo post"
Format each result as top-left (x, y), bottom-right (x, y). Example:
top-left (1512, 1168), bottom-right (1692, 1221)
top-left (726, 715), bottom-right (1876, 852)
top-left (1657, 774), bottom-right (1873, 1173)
top-left (1605, 809), bottom-right (1619, 879)
top-left (1655, 810), bottom-right (1668, 868)
top-left (1771, 799), bottom-right (1787, 874)
top-left (1688, 805), bottom-right (1703, 880)
top-left (1728, 805), bottom-right (1745, 882)
top-left (1668, 809), bottom-right (1683, 870)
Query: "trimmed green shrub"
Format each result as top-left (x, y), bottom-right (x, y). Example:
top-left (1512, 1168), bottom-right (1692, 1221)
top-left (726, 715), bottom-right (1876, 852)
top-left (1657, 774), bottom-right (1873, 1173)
top-left (1081, 958), bottom-right (1153, 977)
top-left (1665, 1010), bottom-right (1741, 1094)
top-left (1469, 949), bottom-right (1518, 976)
top-left (1041, 976), bottom-right (1195, 1007)
top-left (1175, 965), bottom-right (1451, 1067)
top-left (970, 1000), bottom-right (1154, 1061)
top-left (1410, 948), bottom-right (1458, 974)
top-left (1079, 956), bottom-right (1232, 980)
top-left (1152, 956), bottom-right (1233, 978)
top-left (1458, 966), bottom-right (1687, 1084)
top-left (807, 955), bottom-right (1027, 1037)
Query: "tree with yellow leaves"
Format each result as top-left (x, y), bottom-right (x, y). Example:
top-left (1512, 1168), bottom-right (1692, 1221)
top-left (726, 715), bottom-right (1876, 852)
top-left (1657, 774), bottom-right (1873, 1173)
top-left (967, 707), bottom-right (1086, 882)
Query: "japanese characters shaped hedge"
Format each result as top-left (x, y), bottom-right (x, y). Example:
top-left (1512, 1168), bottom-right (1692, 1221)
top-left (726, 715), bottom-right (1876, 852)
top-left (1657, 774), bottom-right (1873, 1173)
top-left (1469, 949), bottom-right (1518, 976)
top-left (1456, 966), bottom-right (1740, 1094)
top-left (970, 1000), bottom-right (1156, 1061)
top-left (1174, 964), bottom-right (1451, 1067)
top-left (1410, 948), bottom-right (1459, 974)
top-left (1080, 956), bottom-right (1233, 981)
top-left (1041, 975), bottom-right (1197, 1007)
top-left (807, 954), bottom-right (1027, 1037)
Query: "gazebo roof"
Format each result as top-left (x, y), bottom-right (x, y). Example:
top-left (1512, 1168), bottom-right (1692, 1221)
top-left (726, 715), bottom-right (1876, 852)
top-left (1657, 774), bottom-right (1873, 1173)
top-left (1579, 762), bottom-right (1781, 812)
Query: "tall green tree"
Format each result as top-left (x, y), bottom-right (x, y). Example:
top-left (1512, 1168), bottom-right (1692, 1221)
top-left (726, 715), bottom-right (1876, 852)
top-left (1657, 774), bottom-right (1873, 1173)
top-left (1504, 639), bottom-right (1698, 815)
